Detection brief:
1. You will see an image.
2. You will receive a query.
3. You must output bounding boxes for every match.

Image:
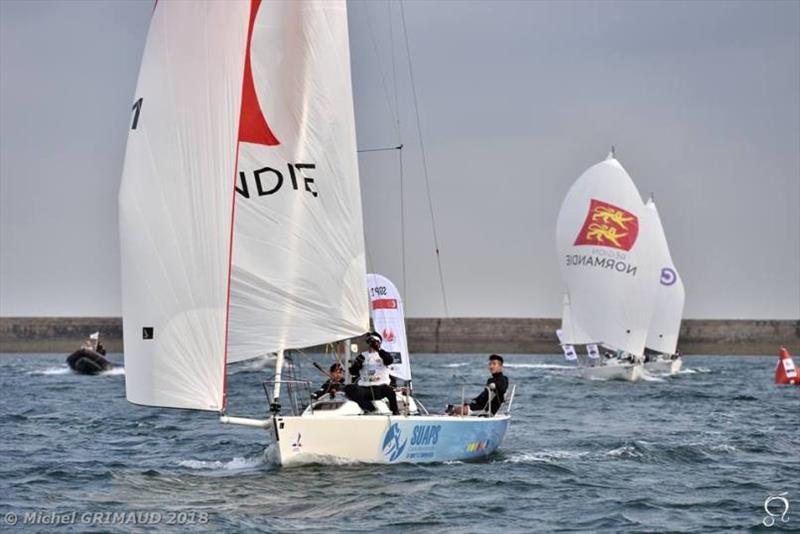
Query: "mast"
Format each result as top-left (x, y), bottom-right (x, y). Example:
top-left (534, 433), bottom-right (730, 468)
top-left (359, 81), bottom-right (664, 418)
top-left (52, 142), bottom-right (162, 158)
top-left (271, 349), bottom-right (285, 413)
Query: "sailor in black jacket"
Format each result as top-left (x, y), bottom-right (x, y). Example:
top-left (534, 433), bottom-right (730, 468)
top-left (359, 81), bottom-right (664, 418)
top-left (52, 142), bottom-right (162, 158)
top-left (312, 363), bottom-right (345, 400)
top-left (451, 354), bottom-right (508, 416)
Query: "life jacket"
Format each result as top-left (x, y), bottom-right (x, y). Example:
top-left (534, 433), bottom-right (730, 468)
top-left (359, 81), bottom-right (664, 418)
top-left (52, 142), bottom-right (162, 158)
top-left (358, 350), bottom-right (391, 386)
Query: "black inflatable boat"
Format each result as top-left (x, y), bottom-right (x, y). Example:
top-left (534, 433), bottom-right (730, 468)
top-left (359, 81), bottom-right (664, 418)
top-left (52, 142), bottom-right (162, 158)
top-left (66, 348), bottom-right (113, 375)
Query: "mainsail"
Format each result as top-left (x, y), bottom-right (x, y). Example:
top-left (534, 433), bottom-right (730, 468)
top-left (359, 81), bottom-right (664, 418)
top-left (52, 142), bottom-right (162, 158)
top-left (555, 155), bottom-right (658, 356)
top-left (367, 273), bottom-right (411, 382)
top-left (644, 199), bottom-right (685, 354)
top-left (120, 0), bottom-right (368, 412)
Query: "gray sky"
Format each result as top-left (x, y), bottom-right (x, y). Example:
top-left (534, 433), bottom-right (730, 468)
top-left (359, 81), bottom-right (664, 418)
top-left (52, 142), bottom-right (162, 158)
top-left (1, 0), bottom-right (798, 319)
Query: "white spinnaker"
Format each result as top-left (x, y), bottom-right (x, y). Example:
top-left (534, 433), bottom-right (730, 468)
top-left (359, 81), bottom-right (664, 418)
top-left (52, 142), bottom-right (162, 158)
top-left (555, 156), bottom-right (659, 356)
top-left (227, 0), bottom-right (369, 362)
top-left (367, 274), bottom-right (411, 381)
top-left (644, 199), bottom-right (685, 354)
top-left (119, 2), bottom-right (249, 411)
top-left (561, 292), bottom-right (594, 345)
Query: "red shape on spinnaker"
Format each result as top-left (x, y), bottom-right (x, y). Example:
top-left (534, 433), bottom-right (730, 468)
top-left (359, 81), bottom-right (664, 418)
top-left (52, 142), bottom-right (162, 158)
top-left (239, 0), bottom-right (279, 146)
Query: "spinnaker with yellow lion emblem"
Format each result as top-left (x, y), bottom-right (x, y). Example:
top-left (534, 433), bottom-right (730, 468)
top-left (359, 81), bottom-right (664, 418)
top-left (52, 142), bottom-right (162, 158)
top-left (555, 152), bottom-right (659, 361)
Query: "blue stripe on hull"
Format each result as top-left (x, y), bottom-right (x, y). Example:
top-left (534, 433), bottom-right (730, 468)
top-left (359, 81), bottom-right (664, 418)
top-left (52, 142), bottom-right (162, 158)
top-left (381, 416), bottom-right (510, 463)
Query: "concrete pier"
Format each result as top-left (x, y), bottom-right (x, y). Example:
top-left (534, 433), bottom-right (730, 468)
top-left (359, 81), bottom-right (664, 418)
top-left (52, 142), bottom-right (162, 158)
top-left (1, 317), bottom-right (797, 355)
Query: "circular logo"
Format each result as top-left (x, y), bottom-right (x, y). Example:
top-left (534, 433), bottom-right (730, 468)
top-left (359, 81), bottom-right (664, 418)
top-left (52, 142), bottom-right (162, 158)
top-left (660, 267), bottom-right (677, 286)
top-left (4, 513), bottom-right (17, 526)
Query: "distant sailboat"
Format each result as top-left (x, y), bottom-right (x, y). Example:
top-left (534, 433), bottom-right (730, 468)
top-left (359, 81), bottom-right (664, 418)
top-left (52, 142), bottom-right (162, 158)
top-left (555, 152), bottom-right (659, 381)
top-left (120, 0), bottom-right (512, 465)
top-left (643, 198), bottom-right (685, 375)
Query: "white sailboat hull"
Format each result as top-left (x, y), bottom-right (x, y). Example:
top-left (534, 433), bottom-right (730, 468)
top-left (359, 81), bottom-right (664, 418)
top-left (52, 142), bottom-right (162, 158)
top-left (644, 357), bottom-right (682, 375)
top-left (581, 362), bottom-right (643, 382)
top-left (273, 413), bottom-right (511, 466)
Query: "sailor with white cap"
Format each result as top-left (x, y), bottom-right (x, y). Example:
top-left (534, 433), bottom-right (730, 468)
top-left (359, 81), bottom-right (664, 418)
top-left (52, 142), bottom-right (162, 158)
top-left (345, 332), bottom-right (400, 415)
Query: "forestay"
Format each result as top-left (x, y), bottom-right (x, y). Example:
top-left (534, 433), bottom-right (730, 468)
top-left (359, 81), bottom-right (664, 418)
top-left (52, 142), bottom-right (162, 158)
top-left (555, 155), bottom-right (659, 356)
top-left (644, 199), bottom-right (685, 354)
top-left (120, 0), bottom-right (368, 412)
top-left (367, 274), bottom-right (411, 381)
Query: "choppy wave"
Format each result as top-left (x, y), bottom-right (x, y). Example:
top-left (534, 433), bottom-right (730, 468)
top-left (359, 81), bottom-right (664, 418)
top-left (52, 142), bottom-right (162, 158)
top-left (639, 370), bottom-right (666, 382)
top-left (178, 455), bottom-right (265, 471)
top-left (504, 450), bottom-right (589, 463)
top-left (33, 367), bottom-right (72, 375)
top-left (228, 354), bottom-right (277, 374)
top-left (2, 353), bottom-right (795, 532)
top-left (603, 440), bottom-right (738, 463)
top-left (444, 362), bottom-right (575, 370)
top-left (30, 365), bottom-right (124, 376)
top-left (680, 367), bottom-right (712, 374)
top-left (504, 363), bottom-right (575, 370)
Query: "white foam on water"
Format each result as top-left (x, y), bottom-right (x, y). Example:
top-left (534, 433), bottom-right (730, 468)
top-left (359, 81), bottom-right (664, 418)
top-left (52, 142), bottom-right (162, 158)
top-left (32, 367), bottom-right (72, 376)
top-left (504, 450), bottom-right (588, 463)
top-left (605, 445), bottom-right (644, 458)
top-left (702, 442), bottom-right (737, 454)
top-left (258, 444), bottom-right (365, 467)
top-left (229, 354), bottom-right (277, 374)
top-left (504, 363), bottom-right (575, 370)
top-left (101, 367), bottom-right (125, 376)
top-left (178, 455), bottom-right (265, 471)
top-left (442, 362), bottom-right (470, 368)
top-left (639, 370), bottom-right (665, 382)
top-left (281, 453), bottom-right (365, 467)
top-left (587, 375), bottom-right (610, 381)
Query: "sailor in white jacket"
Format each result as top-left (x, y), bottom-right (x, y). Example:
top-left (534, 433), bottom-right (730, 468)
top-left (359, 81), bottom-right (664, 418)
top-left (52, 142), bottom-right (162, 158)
top-left (345, 332), bottom-right (400, 415)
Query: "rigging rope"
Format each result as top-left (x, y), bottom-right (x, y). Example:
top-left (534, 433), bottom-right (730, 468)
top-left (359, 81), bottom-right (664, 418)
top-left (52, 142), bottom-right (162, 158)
top-left (389, 0), bottom-right (408, 303)
top-left (399, 0), bottom-right (449, 317)
top-left (363, 2), bottom-right (401, 141)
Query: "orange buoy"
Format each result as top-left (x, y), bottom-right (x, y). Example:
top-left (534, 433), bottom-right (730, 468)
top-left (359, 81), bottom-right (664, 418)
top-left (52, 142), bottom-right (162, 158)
top-left (775, 347), bottom-right (799, 385)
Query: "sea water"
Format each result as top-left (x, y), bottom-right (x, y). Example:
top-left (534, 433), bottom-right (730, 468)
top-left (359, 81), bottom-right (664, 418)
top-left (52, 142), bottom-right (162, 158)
top-left (1, 353), bottom-right (797, 532)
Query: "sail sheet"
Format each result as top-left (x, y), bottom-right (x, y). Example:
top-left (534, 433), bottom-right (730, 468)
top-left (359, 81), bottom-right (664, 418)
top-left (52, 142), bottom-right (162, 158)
top-left (120, 0), bottom-right (367, 411)
top-left (644, 199), bottom-right (685, 354)
top-left (227, 0), bottom-right (369, 362)
top-left (367, 274), bottom-right (411, 381)
top-left (555, 156), bottom-right (659, 356)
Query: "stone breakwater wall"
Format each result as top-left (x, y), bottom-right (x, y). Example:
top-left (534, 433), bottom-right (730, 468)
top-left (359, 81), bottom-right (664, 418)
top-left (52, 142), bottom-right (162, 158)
top-left (1, 317), bottom-right (797, 355)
